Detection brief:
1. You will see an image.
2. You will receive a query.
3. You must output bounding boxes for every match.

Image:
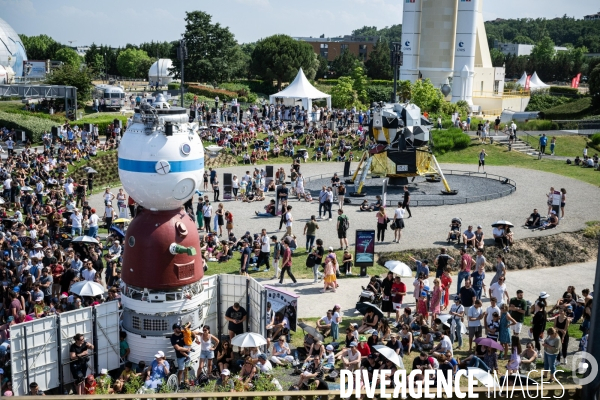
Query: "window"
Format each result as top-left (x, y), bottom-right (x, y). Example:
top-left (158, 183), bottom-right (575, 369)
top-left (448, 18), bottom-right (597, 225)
top-left (111, 93), bottom-right (121, 98)
top-left (103, 93), bottom-right (110, 99)
top-left (358, 44), bottom-right (368, 61)
top-left (132, 316), bottom-right (140, 330)
top-left (494, 80), bottom-right (500, 95)
top-left (320, 43), bottom-right (328, 58)
top-left (341, 44), bottom-right (349, 51)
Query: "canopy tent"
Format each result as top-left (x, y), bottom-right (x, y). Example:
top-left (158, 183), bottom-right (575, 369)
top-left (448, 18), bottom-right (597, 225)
top-left (515, 72), bottom-right (528, 88)
top-left (148, 58), bottom-right (174, 85)
top-left (269, 68), bottom-right (331, 121)
top-left (529, 72), bottom-right (550, 89)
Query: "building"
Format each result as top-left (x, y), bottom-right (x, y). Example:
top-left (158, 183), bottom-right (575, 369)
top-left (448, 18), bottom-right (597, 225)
top-left (584, 12), bottom-right (600, 21)
top-left (495, 42), bottom-right (569, 57)
top-left (0, 17), bottom-right (28, 79)
top-left (294, 36), bottom-right (378, 62)
top-left (400, 0), bottom-right (528, 114)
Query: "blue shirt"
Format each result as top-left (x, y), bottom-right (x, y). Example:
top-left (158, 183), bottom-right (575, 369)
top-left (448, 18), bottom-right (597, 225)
top-left (471, 270), bottom-right (485, 289)
top-left (539, 136), bottom-right (548, 146)
top-left (415, 260), bottom-right (429, 278)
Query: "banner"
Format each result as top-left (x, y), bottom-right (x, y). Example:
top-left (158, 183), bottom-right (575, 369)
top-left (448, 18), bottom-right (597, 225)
top-left (355, 230), bottom-right (376, 267)
top-left (571, 78), bottom-right (577, 88)
top-left (525, 75), bottom-right (531, 90)
top-left (575, 73), bottom-right (581, 88)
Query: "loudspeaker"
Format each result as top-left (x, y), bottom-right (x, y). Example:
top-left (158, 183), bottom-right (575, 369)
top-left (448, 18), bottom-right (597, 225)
top-left (113, 119), bottom-right (121, 129)
top-left (51, 126), bottom-right (59, 137)
top-left (84, 123), bottom-right (91, 132)
top-left (211, 108), bottom-right (217, 113)
top-left (223, 173), bottom-right (233, 200)
top-left (266, 166), bottom-right (274, 178)
top-left (231, 105), bottom-right (238, 114)
top-left (165, 121), bottom-right (173, 136)
top-left (343, 161), bottom-right (351, 177)
top-left (189, 110), bottom-right (196, 119)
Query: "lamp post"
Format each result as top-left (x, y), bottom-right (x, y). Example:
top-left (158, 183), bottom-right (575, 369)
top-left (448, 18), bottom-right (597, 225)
top-left (177, 39), bottom-right (188, 107)
top-left (390, 42), bottom-right (403, 103)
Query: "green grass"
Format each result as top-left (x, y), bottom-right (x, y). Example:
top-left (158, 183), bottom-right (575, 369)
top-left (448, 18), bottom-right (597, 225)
top-left (518, 135), bottom-right (596, 157)
top-left (437, 140), bottom-right (600, 187)
top-left (544, 97), bottom-right (595, 120)
top-left (204, 246), bottom-right (388, 280)
top-left (523, 316), bottom-right (583, 340)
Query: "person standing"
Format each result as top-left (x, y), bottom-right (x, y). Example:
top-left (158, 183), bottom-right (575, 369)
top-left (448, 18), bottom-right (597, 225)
top-left (303, 215), bottom-right (319, 251)
top-left (103, 202), bottom-right (115, 229)
top-left (337, 184), bottom-right (346, 209)
top-left (225, 302), bottom-right (247, 339)
top-left (539, 134), bottom-right (548, 155)
top-left (170, 324), bottom-right (189, 385)
top-left (402, 186), bottom-right (412, 218)
top-left (213, 174), bottom-right (220, 202)
top-left (456, 248), bottom-right (473, 296)
top-left (560, 188), bottom-right (567, 220)
top-left (202, 201), bottom-right (213, 233)
top-left (271, 236), bottom-right (281, 280)
top-left (434, 248), bottom-right (454, 279)
top-left (336, 209), bottom-right (349, 250)
top-left (318, 187), bottom-right (327, 219)
top-left (376, 207), bottom-right (388, 243)
top-left (509, 290), bottom-right (527, 348)
top-left (88, 209), bottom-right (99, 238)
top-left (550, 137), bottom-right (556, 156)
top-left (257, 229), bottom-right (271, 273)
top-left (279, 239), bottom-right (297, 285)
top-left (393, 202), bottom-right (406, 243)
top-left (467, 299), bottom-right (484, 352)
top-left (478, 149), bottom-right (488, 173)
top-left (284, 205), bottom-right (293, 236)
top-left (240, 240), bottom-right (251, 277)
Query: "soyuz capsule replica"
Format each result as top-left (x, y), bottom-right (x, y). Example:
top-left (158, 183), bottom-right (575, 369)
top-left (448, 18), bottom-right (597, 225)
top-left (117, 94), bottom-right (206, 363)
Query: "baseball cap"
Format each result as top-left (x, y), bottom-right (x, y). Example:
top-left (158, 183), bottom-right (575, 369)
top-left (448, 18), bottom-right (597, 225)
top-left (421, 291), bottom-right (428, 297)
top-left (349, 342), bottom-right (357, 347)
top-left (372, 331), bottom-right (379, 336)
top-left (154, 350), bottom-right (165, 358)
top-left (34, 293), bottom-right (44, 302)
top-left (328, 246), bottom-right (334, 251)
top-left (551, 210), bottom-right (556, 214)
top-left (270, 235), bottom-right (278, 240)
top-left (12, 287), bottom-right (19, 293)
top-left (326, 345), bottom-right (334, 351)
top-left (258, 353), bottom-right (267, 360)
top-left (100, 368), bottom-right (108, 375)
top-left (454, 295), bottom-right (461, 301)
top-left (7, 316), bottom-right (13, 323)
top-left (477, 225), bottom-right (482, 229)
top-left (221, 369), bottom-right (230, 376)
top-left (172, 323), bottom-right (181, 330)
top-left (368, 354), bottom-right (376, 359)
top-left (3, 251), bottom-right (8, 256)
top-left (539, 292), bottom-right (550, 299)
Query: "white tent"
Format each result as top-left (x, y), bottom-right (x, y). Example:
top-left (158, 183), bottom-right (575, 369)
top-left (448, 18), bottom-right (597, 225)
top-left (148, 58), bottom-right (174, 85)
top-left (269, 68), bottom-right (331, 121)
top-left (529, 72), bottom-right (550, 89)
top-left (515, 72), bottom-right (528, 88)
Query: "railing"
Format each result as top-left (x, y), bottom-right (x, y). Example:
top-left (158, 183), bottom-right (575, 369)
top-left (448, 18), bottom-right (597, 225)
top-left (305, 170), bottom-right (517, 207)
top-left (14, 385), bottom-right (582, 399)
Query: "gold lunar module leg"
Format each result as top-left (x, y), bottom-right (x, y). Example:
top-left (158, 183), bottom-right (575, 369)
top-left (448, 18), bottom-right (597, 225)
top-left (431, 154), bottom-right (457, 194)
top-left (349, 151), bottom-right (367, 184)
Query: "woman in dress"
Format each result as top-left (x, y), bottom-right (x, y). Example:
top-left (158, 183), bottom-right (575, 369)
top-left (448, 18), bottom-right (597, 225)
top-left (441, 268), bottom-right (453, 311)
top-left (215, 204), bottom-right (225, 237)
top-left (224, 211), bottom-right (234, 237)
top-left (430, 278), bottom-right (442, 326)
top-left (499, 303), bottom-right (516, 359)
top-left (321, 255), bottom-right (337, 293)
top-left (381, 272), bottom-right (394, 318)
top-left (560, 188), bottom-right (567, 219)
top-left (116, 189), bottom-right (127, 218)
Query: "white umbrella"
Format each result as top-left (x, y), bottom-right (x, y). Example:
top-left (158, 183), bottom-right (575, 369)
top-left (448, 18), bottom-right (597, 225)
top-left (373, 345), bottom-right (404, 369)
top-left (467, 367), bottom-right (499, 388)
top-left (438, 314), bottom-right (467, 334)
top-left (20, 186), bottom-right (33, 192)
top-left (384, 260), bottom-right (413, 277)
top-left (69, 281), bottom-right (105, 297)
top-left (0, 198), bottom-right (4, 204)
top-left (491, 220), bottom-right (514, 228)
top-left (230, 332), bottom-right (267, 348)
top-left (222, 127), bottom-right (232, 132)
top-left (72, 236), bottom-right (99, 244)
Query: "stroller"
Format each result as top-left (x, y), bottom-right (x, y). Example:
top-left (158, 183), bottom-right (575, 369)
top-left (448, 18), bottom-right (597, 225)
top-left (447, 217), bottom-right (462, 244)
top-left (358, 277), bottom-right (383, 308)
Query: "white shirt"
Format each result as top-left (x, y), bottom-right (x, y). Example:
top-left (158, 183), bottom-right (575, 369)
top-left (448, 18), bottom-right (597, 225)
top-left (439, 335), bottom-right (453, 356)
top-left (492, 227), bottom-right (503, 238)
top-left (394, 208), bottom-right (405, 219)
top-left (202, 205), bottom-right (212, 217)
top-left (81, 268), bottom-right (96, 281)
top-left (490, 283), bottom-right (507, 305)
top-left (485, 305), bottom-right (501, 326)
top-left (467, 306), bottom-right (483, 327)
top-left (89, 214), bottom-right (99, 228)
top-left (70, 213), bottom-right (82, 228)
top-left (285, 212), bottom-right (292, 227)
top-left (261, 235), bottom-right (270, 253)
top-left (258, 360), bottom-right (273, 373)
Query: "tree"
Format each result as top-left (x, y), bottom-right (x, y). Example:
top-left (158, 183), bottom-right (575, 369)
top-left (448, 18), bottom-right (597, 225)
top-left (117, 48), bottom-right (152, 78)
top-left (330, 76), bottom-right (359, 109)
top-left (513, 35), bottom-right (535, 45)
top-left (530, 36), bottom-right (556, 63)
top-left (410, 79), bottom-right (444, 112)
top-left (490, 48), bottom-right (505, 68)
top-left (171, 11), bottom-right (244, 85)
top-left (54, 48), bottom-right (81, 68)
top-left (331, 50), bottom-right (358, 77)
top-left (316, 55), bottom-right (329, 79)
top-left (365, 38), bottom-right (392, 80)
top-left (250, 34), bottom-right (317, 90)
top-left (45, 65), bottom-right (93, 106)
top-left (19, 34), bottom-right (64, 60)
top-left (351, 66), bottom-right (368, 104)
top-left (590, 64), bottom-right (600, 109)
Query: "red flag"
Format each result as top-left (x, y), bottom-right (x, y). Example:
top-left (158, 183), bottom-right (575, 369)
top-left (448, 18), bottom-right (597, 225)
top-left (575, 73), bottom-right (581, 88)
top-left (571, 78), bottom-right (577, 88)
top-left (525, 75), bottom-right (531, 90)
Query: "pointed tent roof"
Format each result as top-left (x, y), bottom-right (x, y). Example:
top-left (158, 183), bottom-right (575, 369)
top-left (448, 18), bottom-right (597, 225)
top-left (529, 72), bottom-right (549, 89)
top-left (269, 68), bottom-right (330, 100)
top-left (515, 72), bottom-right (528, 87)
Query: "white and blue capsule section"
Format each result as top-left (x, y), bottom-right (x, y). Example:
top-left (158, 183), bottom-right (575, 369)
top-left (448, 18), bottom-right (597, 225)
top-left (118, 101), bottom-right (204, 211)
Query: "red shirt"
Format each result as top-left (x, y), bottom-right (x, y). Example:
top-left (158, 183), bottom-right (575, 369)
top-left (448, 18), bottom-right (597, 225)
top-left (461, 254), bottom-right (473, 272)
top-left (357, 343), bottom-right (371, 357)
top-left (51, 263), bottom-right (64, 280)
top-left (392, 282), bottom-right (407, 303)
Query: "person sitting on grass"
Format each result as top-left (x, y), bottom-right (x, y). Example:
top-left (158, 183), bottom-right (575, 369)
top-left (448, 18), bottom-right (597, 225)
top-left (462, 225), bottom-right (476, 249)
top-left (536, 211), bottom-right (558, 231)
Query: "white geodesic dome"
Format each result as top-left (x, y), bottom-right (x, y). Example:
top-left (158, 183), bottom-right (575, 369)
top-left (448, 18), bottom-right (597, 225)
top-left (0, 17), bottom-right (27, 77)
top-left (148, 58), bottom-right (174, 85)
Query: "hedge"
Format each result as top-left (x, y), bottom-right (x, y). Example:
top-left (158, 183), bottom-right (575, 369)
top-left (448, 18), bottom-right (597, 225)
top-left (549, 86), bottom-right (580, 97)
top-left (232, 80), bottom-right (277, 95)
top-left (187, 85), bottom-right (238, 101)
top-left (370, 80), bottom-right (394, 86)
top-left (591, 133), bottom-right (600, 146)
top-left (431, 129), bottom-right (471, 155)
top-left (167, 83), bottom-right (180, 90)
top-left (543, 97), bottom-right (593, 120)
top-left (70, 116), bottom-right (128, 138)
top-left (0, 110), bottom-right (56, 143)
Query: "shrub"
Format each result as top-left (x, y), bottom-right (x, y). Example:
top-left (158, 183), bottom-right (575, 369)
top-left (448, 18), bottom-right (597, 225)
top-left (431, 129), bottom-right (471, 154)
top-left (543, 97), bottom-right (593, 120)
top-left (370, 79), bottom-right (394, 86)
top-left (549, 86), bottom-right (580, 97)
top-left (0, 110), bottom-right (56, 143)
top-left (516, 119), bottom-right (559, 131)
top-left (233, 79), bottom-right (276, 95)
top-left (317, 79), bottom-right (339, 86)
top-left (591, 133), bottom-right (600, 146)
top-left (526, 94), bottom-right (572, 112)
top-left (167, 82), bottom-right (180, 90)
top-left (187, 85), bottom-right (238, 101)
top-left (366, 85), bottom-right (393, 104)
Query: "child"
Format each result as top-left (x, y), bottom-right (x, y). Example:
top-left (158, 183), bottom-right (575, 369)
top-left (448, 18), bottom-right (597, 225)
top-left (240, 180), bottom-right (248, 198)
top-left (182, 322), bottom-right (196, 364)
top-left (323, 344), bottom-right (336, 370)
top-left (417, 291), bottom-right (429, 320)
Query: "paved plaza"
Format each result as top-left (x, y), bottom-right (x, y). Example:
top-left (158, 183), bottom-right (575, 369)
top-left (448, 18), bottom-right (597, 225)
top-left (91, 161), bottom-right (600, 317)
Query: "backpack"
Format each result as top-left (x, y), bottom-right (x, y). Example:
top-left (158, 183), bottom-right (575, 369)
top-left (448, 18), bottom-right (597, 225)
top-left (341, 215), bottom-right (350, 231)
top-left (306, 253), bottom-right (317, 268)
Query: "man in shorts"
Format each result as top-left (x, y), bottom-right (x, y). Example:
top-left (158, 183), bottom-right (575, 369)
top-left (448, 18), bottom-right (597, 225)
top-left (509, 290), bottom-right (527, 337)
top-left (170, 323), bottom-right (190, 385)
top-left (336, 209), bottom-right (349, 250)
top-left (467, 299), bottom-right (484, 352)
top-left (478, 149), bottom-right (488, 173)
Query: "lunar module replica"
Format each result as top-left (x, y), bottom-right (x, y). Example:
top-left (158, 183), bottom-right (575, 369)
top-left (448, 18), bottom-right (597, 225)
top-left (348, 101), bottom-right (456, 195)
top-left (117, 94), bottom-right (206, 363)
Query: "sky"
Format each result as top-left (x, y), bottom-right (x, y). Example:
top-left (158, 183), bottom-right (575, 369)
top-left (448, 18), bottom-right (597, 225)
top-left (2, 0), bottom-right (598, 46)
